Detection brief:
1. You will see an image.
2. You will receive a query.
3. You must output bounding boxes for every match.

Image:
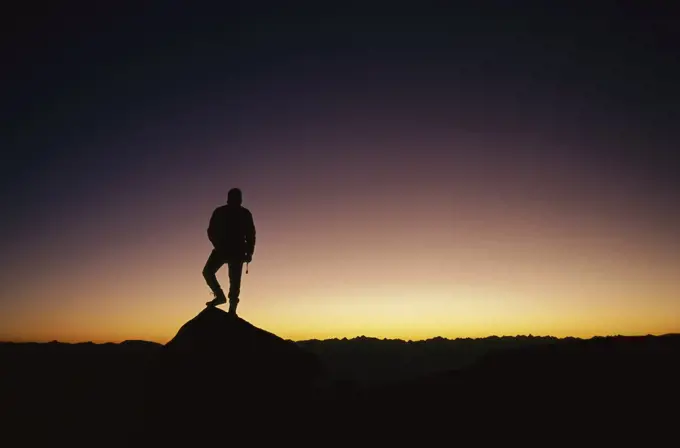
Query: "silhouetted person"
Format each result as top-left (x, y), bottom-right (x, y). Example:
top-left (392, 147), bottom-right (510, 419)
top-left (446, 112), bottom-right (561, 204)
top-left (203, 188), bottom-right (256, 314)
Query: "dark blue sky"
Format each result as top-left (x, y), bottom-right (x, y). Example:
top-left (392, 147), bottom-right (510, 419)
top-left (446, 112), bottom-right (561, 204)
top-left (4, 2), bottom-right (678, 200)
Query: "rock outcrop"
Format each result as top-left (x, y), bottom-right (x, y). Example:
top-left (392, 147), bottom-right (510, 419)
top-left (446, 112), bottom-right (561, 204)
top-left (165, 306), bottom-right (323, 383)
top-left (140, 306), bottom-right (324, 437)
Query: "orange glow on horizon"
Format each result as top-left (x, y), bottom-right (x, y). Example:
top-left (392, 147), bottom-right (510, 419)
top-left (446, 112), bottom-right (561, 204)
top-left (2, 186), bottom-right (678, 344)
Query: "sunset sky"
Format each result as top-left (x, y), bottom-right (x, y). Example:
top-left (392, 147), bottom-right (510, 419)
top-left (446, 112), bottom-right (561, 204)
top-left (2, 2), bottom-right (678, 343)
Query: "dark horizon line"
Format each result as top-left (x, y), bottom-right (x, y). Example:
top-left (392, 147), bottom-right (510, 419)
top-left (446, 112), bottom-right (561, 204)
top-left (2, 332), bottom-right (678, 346)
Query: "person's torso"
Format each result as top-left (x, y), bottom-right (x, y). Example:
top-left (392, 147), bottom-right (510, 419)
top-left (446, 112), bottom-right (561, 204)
top-left (211, 205), bottom-right (251, 252)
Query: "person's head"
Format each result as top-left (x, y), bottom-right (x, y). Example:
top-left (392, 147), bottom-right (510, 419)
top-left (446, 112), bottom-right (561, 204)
top-left (227, 188), bottom-right (243, 206)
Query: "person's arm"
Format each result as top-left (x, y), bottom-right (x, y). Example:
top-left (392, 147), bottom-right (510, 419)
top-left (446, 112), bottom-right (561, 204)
top-left (207, 209), bottom-right (219, 247)
top-left (245, 211), bottom-right (256, 259)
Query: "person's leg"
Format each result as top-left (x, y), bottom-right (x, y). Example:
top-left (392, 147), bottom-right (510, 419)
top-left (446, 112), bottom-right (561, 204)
top-left (203, 250), bottom-right (227, 305)
top-left (227, 261), bottom-right (244, 313)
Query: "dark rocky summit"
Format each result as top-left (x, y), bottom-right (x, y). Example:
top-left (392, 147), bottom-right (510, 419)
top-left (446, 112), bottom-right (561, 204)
top-left (138, 307), bottom-right (325, 441)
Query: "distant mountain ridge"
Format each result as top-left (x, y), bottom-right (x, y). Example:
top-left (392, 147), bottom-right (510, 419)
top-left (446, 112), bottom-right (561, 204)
top-left (6, 332), bottom-right (676, 346)
top-left (3, 332), bottom-right (677, 385)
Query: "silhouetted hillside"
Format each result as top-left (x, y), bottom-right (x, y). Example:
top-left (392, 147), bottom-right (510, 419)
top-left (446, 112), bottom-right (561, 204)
top-left (0, 340), bottom-right (162, 446)
top-left (297, 334), bottom-right (561, 385)
top-left (317, 333), bottom-right (680, 444)
top-left (2, 331), bottom-right (678, 445)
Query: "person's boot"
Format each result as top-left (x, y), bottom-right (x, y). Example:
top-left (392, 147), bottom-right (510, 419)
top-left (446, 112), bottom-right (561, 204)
top-left (206, 290), bottom-right (227, 307)
top-left (228, 298), bottom-right (239, 315)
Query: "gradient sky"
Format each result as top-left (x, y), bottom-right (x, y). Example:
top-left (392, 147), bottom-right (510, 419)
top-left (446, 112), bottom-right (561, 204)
top-left (2, 2), bottom-right (679, 343)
